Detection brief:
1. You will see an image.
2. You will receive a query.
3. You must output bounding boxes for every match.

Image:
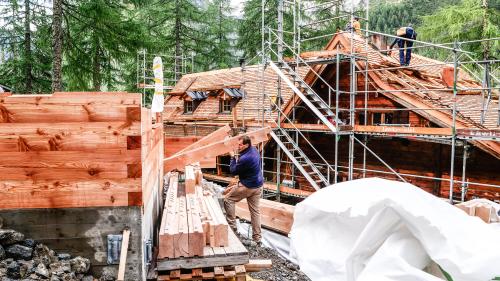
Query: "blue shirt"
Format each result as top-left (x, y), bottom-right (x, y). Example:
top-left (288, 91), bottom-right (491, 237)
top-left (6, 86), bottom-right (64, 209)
top-left (230, 146), bottom-right (264, 188)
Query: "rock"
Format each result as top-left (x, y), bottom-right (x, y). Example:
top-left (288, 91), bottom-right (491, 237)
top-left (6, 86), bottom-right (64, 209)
top-left (50, 275), bottom-right (61, 281)
top-left (35, 263), bottom-right (49, 278)
top-left (6, 261), bottom-right (20, 279)
top-left (0, 230), bottom-right (24, 246)
top-left (0, 245), bottom-right (4, 260)
top-left (5, 244), bottom-right (33, 260)
top-left (56, 253), bottom-right (71, 261)
top-left (33, 244), bottom-right (56, 266)
top-left (18, 260), bottom-right (34, 278)
top-left (60, 272), bottom-right (76, 281)
top-left (69, 257), bottom-right (89, 274)
top-left (21, 239), bottom-right (37, 249)
top-left (81, 275), bottom-right (94, 281)
top-left (49, 262), bottom-right (71, 275)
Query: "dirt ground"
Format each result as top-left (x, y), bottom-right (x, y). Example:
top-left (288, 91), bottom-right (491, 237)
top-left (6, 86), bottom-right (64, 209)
top-left (239, 237), bottom-right (311, 281)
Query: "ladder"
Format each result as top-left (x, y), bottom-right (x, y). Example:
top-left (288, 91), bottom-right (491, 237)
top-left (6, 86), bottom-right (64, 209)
top-left (270, 125), bottom-right (329, 191)
top-left (269, 60), bottom-right (342, 133)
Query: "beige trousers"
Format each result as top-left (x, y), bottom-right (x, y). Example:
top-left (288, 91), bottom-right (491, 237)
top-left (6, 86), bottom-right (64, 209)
top-left (224, 183), bottom-right (262, 242)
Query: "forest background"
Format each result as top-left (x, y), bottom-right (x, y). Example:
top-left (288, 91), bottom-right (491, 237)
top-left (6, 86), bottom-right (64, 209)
top-left (0, 0), bottom-right (498, 98)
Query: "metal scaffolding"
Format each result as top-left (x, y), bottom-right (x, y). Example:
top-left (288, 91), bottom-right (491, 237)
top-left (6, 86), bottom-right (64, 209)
top-left (247, 0), bottom-right (500, 203)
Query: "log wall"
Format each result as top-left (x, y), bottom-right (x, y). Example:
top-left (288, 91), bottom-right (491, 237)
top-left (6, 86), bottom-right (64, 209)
top-left (0, 92), bottom-right (142, 209)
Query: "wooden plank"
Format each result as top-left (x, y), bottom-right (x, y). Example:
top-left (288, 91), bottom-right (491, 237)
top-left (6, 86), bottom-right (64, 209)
top-left (164, 127), bottom-right (270, 171)
top-left (2, 92), bottom-right (140, 105)
top-left (117, 228), bottom-right (130, 281)
top-left (0, 133), bottom-right (127, 152)
top-left (0, 189), bottom-right (141, 209)
top-left (0, 165), bottom-right (128, 180)
top-left (186, 194), bottom-right (204, 257)
top-left (185, 165), bottom-right (196, 194)
top-left (174, 125), bottom-right (232, 156)
top-left (159, 174), bottom-right (179, 259)
top-left (157, 253), bottom-right (249, 271)
top-left (205, 196), bottom-right (228, 247)
top-left (244, 260), bottom-right (272, 272)
top-left (174, 186), bottom-right (189, 258)
top-left (223, 228), bottom-right (247, 256)
top-left (0, 121), bottom-right (140, 136)
top-left (0, 179), bottom-right (140, 192)
top-left (236, 198), bottom-right (294, 235)
top-left (0, 104), bottom-right (138, 123)
top-left (0, 149), bottom-right (140, 167)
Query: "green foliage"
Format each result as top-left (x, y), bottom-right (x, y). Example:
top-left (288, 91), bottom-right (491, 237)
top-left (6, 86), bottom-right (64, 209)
top-left (63, 0), bottom-right (147, 91)
top-left (0, 0), bottom-right (52, 93)
top-left (419, 0), bottom-right (500, 60)
top-left (205, 0), bottom-right (238, 69)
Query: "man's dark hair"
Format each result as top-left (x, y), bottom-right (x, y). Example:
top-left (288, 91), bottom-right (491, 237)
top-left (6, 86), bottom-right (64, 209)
top-left (240, 135), bottom-right (251, 146)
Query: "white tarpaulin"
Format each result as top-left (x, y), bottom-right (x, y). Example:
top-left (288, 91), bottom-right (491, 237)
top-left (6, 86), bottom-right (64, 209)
top-left (290, 178), bottom-right (500, 281)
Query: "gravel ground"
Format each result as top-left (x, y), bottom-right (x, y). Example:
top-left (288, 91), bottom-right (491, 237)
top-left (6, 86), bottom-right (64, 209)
top-left (239, 237), bottom-right (311, 281)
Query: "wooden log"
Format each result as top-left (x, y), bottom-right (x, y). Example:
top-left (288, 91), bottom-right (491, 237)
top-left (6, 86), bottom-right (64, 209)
top-left (173, 125), bottom-right (232, 156)
top-left (244, 259), bottom-right (272, 272)
top-left (204, 196), bottom-right (228, 247)
top-left (236, 198), bottom-right (294, 235)
top-left (164, 127), bottom-right (271, 171)
top-left (159, 174), bottom-right (179, 259)
top-left (199, 196), bottom-right (215, 246)
top-left (0, 121), bottom-right (140, 137)
top-left (186, 194), bottom-right (204, 257)
top-left (185, 165), bottom-right (196, 194)
top-left (174, 185), bottom-right (189, 258)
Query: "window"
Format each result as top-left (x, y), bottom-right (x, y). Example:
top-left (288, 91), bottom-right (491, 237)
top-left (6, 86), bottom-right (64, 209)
top-left (393, 111), bottom-right (409, 125)
top-left (184, 101), bottom-right (194, 113)
top-left (372, 112), bottom-right (382, 125)
top-left (219, 99), bottom-right (232, 113)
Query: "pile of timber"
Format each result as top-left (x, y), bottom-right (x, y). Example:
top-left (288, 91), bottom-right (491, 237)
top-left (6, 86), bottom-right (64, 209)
top-left (456, 199), bottom-right (500, 223)
top-left (159, 166), bottom-right (229, 259)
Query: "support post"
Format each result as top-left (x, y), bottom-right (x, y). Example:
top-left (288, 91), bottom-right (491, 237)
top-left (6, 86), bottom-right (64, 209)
top-left (461, 143), bottom-right (469, 202)
top-left (449, 42), bottom-right (459, 204)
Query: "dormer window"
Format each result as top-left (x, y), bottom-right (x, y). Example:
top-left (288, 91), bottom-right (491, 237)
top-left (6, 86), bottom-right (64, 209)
top-left (183, 91), bottom-right (208, 114)
top-left (184, 100), bottom-right (194, 113)
top-left (219, 99), bottom-right (232, 113)
top-left (218, 88), bottom-right (244, 114)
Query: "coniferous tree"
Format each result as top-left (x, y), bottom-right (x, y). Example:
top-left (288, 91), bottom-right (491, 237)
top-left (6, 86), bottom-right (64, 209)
top-left (206, 0), bottom-right (238, 69)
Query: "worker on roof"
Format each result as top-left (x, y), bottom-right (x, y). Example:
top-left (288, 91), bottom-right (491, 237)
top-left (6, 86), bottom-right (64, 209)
top-left (224, 134), bottom-right (264, 247)
top-left (345, 16), bottom-right (361, 36)
top-left (388, 24), bottom-right (417, 66)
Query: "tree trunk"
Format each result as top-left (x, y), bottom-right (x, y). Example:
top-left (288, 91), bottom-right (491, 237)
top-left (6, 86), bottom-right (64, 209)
top-left (92, 33), bottom-right (101, 91)
top-left (24, 0), bottom-right (32, 93)
top-left (174, 0), bottom-right (181, 81)
top-left (481, 0), bottom-right (490, 60)
top-left (51, 0), bottom-right (63, 92)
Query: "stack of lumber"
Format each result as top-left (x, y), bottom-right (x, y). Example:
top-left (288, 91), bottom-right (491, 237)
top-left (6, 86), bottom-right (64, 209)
top-left (456, 199), bottom-right (500, 223)
top-left (159, 166), bottom-right (228, 259)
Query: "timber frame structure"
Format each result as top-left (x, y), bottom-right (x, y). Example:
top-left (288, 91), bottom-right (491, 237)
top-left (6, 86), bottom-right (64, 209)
top-left (163, 0), bottom-right (499, 204)
top-left (246, 0), bottom-right (500, 203)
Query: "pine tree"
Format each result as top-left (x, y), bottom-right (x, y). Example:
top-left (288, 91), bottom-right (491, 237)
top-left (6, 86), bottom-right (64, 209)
top-left (0, 0), bottom-right (52, 93)
top-left (419, 0), bottom-right (500, 60)
top-left (62, 0), bottom-right (146, 91)
top-left (206, 0), bottom-right (238, 69)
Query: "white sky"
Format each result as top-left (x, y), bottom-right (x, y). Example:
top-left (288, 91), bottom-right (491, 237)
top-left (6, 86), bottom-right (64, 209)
top-left (230, 0), bottom-right (245, 18)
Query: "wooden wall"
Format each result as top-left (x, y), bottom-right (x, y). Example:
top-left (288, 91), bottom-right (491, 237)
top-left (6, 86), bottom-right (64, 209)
top-left (0, 92), bottom-right (142, 209)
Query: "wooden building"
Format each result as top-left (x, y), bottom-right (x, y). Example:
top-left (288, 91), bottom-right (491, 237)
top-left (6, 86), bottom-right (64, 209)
top-left (163, 33), bottom-right (500, 202)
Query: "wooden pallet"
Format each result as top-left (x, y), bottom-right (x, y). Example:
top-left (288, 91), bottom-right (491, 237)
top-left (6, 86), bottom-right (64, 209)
top-left (157, 230), bottom-right (248, 271)
top-left (158, 264), bottom-right (246, 281)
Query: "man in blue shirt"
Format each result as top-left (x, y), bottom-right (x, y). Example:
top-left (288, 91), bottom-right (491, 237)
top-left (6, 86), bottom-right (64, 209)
top-left (224, 135), bottom-right (264, 244)
top-left (388, 25), bottom-right (417, 66)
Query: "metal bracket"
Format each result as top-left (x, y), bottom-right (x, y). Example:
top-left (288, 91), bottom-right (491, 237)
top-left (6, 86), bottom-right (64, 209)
top-left (107, 234), bottom-right (123, 265)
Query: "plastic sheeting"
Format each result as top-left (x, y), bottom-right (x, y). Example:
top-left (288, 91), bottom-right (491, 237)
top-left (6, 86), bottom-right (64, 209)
top-left (290, 178), bottom-right (500, 281)
top-left (236, 220), bottom-right (298, 264)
